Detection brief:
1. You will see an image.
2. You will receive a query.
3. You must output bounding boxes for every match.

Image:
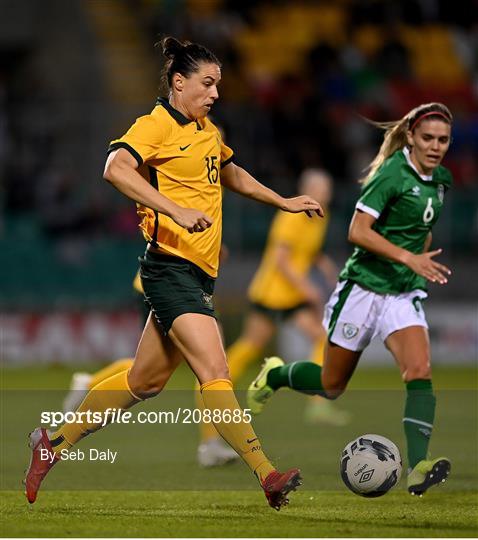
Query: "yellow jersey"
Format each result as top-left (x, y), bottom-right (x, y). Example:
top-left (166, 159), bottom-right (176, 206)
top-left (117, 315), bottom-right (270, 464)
top-left (108, 98), bottom-right (234, 278)
top-left (248, 210), bottom-right (329, 309)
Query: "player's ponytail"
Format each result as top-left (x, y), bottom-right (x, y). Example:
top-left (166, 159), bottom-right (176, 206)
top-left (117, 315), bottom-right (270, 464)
top-left (360, 102), bottom-right (452, 185)
top-left (157, 36), bottom-right (221, 92)
top-left (162, 36), bottom-right (184, 60)
top-left (359, 117), bottom-right (409, 184)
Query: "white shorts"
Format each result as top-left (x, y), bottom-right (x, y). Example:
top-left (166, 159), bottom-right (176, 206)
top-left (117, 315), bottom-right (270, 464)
top-left (323, 281), bottom-right (428, 352)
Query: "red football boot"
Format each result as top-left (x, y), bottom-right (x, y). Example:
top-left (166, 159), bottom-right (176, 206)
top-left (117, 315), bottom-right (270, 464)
top-left (261, 468), bottom-right (302, 510)
top-left (24, 428), bottom-right (60, 503)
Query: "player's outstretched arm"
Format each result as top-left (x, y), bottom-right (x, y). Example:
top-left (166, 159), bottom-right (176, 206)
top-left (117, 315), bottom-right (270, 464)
top-left (221, 163), bottom-right (323, 217)
top-left (349, 211), bottom-right (451, 284)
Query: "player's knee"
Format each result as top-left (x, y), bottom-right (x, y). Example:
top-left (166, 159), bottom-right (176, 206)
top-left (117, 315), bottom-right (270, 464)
top-left (322, 377), bottom-right (348, 400)
top-left (323, 387), bottom-right (346, 400)
top-left (403, 362), bottom-right (431, 381)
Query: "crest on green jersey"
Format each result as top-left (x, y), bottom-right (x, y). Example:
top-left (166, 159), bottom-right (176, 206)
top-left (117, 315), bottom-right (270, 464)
top-left (342, 323), bottom-right (359, 339)
top-left (437, 184), bottom-right (444, 203)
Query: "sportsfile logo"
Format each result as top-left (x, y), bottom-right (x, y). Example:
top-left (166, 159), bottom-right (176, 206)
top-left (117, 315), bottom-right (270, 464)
top-left (40, 408), bottom-right (252, 427)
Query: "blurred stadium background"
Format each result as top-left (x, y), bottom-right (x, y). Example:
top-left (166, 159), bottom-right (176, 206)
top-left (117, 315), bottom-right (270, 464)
top-left (1, 0), bottom-right (477, 367)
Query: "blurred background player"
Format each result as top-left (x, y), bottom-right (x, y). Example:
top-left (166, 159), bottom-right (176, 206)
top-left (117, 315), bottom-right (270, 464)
top-left (248, 102), bottom-right (454, 497)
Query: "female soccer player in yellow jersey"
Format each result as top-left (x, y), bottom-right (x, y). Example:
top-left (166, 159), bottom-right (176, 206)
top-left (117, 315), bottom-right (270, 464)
top-left (24, 36), bottom-right (324, 510)
top-left (248, 103), bottom-right (454, 497)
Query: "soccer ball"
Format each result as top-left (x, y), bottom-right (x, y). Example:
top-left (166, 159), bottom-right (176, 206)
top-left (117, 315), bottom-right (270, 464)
top-left (340, 434), bottom-right (402, 497)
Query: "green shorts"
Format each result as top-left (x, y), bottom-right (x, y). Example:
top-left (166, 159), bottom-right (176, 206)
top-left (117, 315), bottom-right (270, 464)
top-left (139, 251), bottom-right (216, 334)
top-left (250, 301), bottom-right (312, 323)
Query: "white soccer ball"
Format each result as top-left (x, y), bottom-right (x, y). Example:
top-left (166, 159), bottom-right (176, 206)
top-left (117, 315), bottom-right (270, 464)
top-left (340, 434), bottom-right (402, 497)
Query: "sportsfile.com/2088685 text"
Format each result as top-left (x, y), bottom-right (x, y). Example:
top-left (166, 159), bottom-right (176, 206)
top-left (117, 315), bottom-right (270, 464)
top-left (41, 408), bottom-right (252, 428)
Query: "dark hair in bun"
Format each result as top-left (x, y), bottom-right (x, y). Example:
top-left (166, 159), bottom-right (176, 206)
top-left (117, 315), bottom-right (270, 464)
top-left (159, 36), bottom-right (221, 89)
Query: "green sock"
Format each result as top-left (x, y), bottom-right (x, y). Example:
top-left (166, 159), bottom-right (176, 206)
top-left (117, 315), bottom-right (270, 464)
top-left (267, 362), bottom-right (326, 396)
top-left (403, 379), bottom-right (436, 469)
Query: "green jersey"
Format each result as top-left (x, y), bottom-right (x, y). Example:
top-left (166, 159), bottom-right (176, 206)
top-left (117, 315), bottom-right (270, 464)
top-left (340, 148), bottom-right (452, 294)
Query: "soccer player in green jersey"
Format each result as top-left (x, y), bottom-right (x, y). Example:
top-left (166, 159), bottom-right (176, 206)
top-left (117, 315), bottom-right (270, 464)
top-left (248, 102), bottom-right (453, 496)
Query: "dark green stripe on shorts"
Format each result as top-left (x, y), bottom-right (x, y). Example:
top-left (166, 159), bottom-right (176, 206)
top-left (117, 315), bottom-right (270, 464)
top-left (328, 280), bottom-right (354, 339)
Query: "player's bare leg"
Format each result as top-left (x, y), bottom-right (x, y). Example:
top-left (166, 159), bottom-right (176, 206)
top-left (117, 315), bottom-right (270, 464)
top-left (248, 340), bottom-right (361, 413)
top-left (127, 314), bottom-right (183, 397)
top-left (321, 342), bottom-right (362, 399)
top-left (293, 310), bottom-right (351, 425)
top-left (385, 326), bottom-right (431, 382)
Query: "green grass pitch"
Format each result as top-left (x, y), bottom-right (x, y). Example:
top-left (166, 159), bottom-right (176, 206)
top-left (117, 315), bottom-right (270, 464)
top-left (1, 364), bottom-right (477, 537)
